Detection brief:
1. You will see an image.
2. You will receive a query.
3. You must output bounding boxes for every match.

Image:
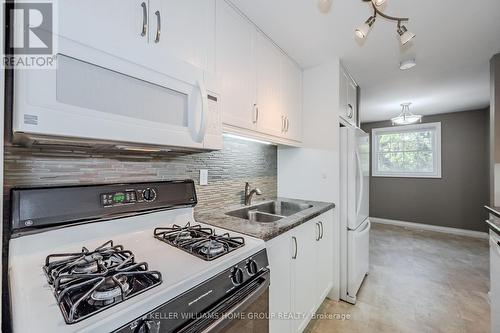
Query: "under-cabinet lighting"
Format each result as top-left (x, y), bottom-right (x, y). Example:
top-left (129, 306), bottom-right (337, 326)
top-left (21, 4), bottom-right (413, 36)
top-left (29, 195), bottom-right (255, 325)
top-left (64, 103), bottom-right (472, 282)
top-left (223, 134), bottom-right (273, 145)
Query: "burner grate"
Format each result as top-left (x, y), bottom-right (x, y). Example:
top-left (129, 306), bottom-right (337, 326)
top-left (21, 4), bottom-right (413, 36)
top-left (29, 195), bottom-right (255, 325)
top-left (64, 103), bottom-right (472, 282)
top-left (43, 240), bottom-right (162, 324)
top-left (154, 223), bottom-right (245, 261)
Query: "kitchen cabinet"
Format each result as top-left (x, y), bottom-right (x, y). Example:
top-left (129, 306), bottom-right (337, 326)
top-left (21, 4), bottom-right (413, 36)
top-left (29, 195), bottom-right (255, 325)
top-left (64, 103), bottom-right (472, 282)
top-left (339, 65), bottom-right (359, 127)
top-left (267, 209), bottom-right (335, 333)
top-left (291, 220), bottom-right (318, 333)
top-left (315, 212), bottom-right (334, 305)
top-left (490, 230), bottom-right (500, 332)
top-left (281, 56), bottom-right (303, 142)
top-left (149, 0), bottom-right (215, 73)
top-left (59, 0), bottom-right (215, 75)
top-left (255, 32), bottom-right (284, 138)
top-left (216, 0), bottom-right (302, 145)
top-left (216, 0), bottom-right (257, 131)
top-left (267, 232), bottom-right (293, 333)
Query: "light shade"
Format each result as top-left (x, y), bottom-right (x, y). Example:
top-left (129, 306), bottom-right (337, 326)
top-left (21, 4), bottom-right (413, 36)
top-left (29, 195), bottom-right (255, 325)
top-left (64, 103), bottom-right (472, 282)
top-left (400, 58), bottom-right (416, 70)
top-left (397, 25), bottom-right (415, 45)
top-left (317, 0), bottom-right (333, 13)
top-left (355, 16), bottom-right (376, 39)
top-left (373, 0), bottom-right (387, 6)
top-left (391, 103), bottom-right (422, 125)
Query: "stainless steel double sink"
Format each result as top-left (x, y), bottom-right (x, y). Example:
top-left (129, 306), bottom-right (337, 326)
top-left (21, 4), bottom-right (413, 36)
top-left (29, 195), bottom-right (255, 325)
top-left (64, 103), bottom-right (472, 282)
top-left (225, 200), bottom-right (313, 223)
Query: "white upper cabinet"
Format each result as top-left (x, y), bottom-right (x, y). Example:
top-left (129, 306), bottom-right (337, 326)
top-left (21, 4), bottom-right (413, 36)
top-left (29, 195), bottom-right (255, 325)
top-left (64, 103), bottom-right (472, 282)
top-left (149, 0), bottom-right (215, 73)
top-left (339, 64), bottom-right (359, 127)
top-left (216, 0), bottom-right (257, 130)
top-left (255, 32), bottom-right (283, 137)
top-left (58, 0), bottom-right (148, 64)
top-left (216, 0), bottom-right (302, 145)
top-left (281, 56), bottom-right (303, 142)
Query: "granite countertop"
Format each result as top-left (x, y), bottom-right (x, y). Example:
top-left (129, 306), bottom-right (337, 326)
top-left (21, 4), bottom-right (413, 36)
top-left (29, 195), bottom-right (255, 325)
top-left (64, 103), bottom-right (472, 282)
top-left (484, 206), bottom-right (500, 235)
top-left (195, 198), bottom-right (335, 241)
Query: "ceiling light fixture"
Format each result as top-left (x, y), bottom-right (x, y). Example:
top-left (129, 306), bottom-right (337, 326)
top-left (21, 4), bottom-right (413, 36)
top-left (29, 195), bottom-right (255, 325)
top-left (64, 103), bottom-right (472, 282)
top-left (355, 16), bottom-right (376, 39)
top-left (317, 0), bottom-right (333, 13)
top-left (391, 103), bottom-right (422, 126)
top-left (356, 0), bottom-right (415, 46)
top-left (399, 58), bottom-right (416, 70)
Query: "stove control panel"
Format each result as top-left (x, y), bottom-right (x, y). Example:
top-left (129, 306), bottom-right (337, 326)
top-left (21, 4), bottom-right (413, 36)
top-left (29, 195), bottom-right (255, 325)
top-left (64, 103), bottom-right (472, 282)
top-left (101, 188), bottom-right (157, 207)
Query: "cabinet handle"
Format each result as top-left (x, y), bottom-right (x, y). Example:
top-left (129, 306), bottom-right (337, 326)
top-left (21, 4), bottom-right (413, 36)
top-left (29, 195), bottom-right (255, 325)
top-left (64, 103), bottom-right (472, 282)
top-left (319, 221), bottom-right (324, 240)
top-left (281, 115), bottom-right (285, 133)
top-left (141, 2), bottom-right (148, 37)
top-left (154, 10), bottom-right (161, 43)
top-left (315, 223), bottom-right (321, 241)
top-left (286, 117), bottom-right (290, 132)
top-left (292, 236), bottom-right (297, 259)
top-left (347, 104), bottom-right (353, 118)
top-left (253, 104), bottom-right (259, 124)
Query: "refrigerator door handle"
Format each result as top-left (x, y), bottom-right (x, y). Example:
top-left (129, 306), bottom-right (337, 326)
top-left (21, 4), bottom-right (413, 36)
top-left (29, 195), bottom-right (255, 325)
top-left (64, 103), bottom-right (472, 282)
top-left (355, 150), bottom-right (363, 216)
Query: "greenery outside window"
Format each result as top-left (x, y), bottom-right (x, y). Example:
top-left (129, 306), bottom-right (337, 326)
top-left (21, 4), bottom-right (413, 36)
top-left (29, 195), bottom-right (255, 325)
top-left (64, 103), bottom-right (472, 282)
top-left (372, 122), bottom-right (442, 178)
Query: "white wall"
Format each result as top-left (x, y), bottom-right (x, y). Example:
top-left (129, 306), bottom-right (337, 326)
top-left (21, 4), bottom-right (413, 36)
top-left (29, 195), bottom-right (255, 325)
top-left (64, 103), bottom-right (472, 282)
top-left (277, 58), bottom-right (341, 300)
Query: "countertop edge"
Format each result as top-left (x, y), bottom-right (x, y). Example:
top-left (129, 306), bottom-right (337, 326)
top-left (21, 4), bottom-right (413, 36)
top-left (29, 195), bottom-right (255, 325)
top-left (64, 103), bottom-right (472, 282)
top-left (195, 199), bottom-right (335, 241)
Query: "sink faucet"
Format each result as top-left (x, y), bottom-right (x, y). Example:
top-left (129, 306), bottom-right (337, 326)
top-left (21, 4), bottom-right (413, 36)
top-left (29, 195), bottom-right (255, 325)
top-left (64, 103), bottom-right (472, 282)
top-left (244, 182), bottom-right (262, 206)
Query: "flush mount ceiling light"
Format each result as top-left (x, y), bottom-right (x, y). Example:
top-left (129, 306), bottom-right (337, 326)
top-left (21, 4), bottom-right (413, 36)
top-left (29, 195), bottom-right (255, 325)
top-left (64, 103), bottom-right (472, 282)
top-left (391, 103), bottom-right (422, 126)
top-left (356, 0), bottom-right (415, 46)
top-left (400, 58), bottom-right (416, 70)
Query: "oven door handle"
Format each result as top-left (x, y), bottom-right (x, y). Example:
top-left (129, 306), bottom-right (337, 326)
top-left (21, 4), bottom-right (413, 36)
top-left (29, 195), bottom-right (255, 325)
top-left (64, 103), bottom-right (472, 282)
top-left (199, 269), bottom-right (270, 333)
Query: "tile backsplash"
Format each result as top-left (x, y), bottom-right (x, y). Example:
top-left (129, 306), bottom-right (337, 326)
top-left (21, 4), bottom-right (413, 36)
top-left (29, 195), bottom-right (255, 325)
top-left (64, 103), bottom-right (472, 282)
top-left (4, 136), bottom-right (277, 213)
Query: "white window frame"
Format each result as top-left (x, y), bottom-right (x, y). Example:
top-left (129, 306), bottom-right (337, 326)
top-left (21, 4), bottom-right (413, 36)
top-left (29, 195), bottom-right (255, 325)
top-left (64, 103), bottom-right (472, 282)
top-left (371, 122), bottom-right (442, 178)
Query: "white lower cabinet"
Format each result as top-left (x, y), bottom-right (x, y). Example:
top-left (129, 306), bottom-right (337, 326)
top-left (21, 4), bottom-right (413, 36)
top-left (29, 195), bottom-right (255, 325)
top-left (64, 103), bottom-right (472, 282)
top-left (268, 209), bottom-right (335, 333)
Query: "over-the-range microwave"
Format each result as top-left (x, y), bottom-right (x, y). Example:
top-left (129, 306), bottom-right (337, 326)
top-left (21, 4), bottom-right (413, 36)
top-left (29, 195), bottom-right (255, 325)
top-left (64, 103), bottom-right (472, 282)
top-left (12, 42), bottom-right (222, 152)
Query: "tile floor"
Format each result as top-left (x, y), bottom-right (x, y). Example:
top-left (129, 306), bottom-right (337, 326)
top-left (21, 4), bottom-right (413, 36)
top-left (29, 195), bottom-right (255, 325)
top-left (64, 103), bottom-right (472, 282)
top-left (305, 223), bottom-right (490, 333)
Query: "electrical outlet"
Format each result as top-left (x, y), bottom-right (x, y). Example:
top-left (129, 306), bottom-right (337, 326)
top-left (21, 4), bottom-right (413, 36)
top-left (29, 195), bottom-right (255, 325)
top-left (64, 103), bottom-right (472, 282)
top-left (199, 169), bottom-right (208, 186)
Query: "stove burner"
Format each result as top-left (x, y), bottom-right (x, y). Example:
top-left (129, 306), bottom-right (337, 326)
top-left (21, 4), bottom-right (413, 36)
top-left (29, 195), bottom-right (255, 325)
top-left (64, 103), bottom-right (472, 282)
top-left (43, 240), bottom-right (162, 324)
top-left (88, 276), bottom-right (131, 306)
top-left (175, 230), bottom-right (193, 242)
top-left (72, 254), bottom-right (103, 274)
top-left (154, 223), bottom-right (245, 261)
top-left (199, 240), bottom-right (226, 256)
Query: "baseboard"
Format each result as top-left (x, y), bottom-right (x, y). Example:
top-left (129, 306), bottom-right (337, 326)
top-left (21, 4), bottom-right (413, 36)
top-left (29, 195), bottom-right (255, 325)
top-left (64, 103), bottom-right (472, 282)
top-left (370, 217), bottom-right (489, 239)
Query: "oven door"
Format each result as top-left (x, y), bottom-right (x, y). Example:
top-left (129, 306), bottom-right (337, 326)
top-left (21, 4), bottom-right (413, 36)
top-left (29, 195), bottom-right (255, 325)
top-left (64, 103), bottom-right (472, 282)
top-left (181, 269), bottom-right (270, 333)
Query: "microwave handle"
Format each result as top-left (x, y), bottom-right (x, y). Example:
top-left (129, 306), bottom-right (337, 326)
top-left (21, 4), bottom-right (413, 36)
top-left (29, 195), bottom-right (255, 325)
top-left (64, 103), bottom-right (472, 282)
top-left (194, 80), bottom-right (208, 143)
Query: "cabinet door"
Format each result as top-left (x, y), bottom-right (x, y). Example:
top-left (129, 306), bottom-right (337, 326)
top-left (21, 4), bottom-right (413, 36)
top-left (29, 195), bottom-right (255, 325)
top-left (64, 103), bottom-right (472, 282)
top-left (281, 56), bottom-right (302, 142)
top-left (347, 78), bottom-right (358, 126)
top-left (338, 66), bottom-right (349, 122)
top-left (216, 0), bottom-right (257, 130)
top-left (149, 0), bottom-right (215, 72)
top-left (291, 220), bottom-right (318, 333)
top-left (315, 211), bottom-right (334, 305)
top-left (58, 0), bottom-right (148, 64)
top-left (267, 232), bottom-right (293, 333)
top-left (256, 32), bottom-right (283, 137)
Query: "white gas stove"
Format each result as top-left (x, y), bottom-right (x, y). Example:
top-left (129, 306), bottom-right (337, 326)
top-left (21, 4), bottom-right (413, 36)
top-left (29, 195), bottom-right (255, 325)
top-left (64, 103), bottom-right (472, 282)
top-left (8, 181), bottom-right (268, 333)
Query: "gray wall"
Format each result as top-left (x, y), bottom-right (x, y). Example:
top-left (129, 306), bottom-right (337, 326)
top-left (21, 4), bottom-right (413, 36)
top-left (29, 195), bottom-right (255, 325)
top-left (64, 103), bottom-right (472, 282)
top-left (362, 109), bottom-right (489, 232)
top-left (3, 136), bottom-right (277, 214)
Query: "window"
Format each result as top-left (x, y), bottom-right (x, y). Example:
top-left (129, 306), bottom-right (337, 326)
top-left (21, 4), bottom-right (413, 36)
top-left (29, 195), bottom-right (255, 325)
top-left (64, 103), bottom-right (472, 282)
top-left (372, 122), bottom-right (441, 178)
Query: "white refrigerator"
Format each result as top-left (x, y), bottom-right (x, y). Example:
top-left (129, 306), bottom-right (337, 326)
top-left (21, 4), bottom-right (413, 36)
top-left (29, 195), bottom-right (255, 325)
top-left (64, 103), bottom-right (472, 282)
top-left (340, 126), bottom-right (370, 304)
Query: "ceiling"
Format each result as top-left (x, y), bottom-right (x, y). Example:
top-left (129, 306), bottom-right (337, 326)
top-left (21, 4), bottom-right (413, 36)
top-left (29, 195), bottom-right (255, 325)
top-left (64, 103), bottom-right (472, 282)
top-left (229, 0), bottom-right (500, 122)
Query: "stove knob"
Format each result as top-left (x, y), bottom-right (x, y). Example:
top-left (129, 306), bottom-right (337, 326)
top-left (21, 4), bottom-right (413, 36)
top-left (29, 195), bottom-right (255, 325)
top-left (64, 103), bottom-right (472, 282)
top-left (231, 267), bottom-right (244, 285)
top-left (142, 188), bottom-right (156, 202)
top-left (246, 259), bottom-right (259, 276)
top-left (135, 319), bottom-right (160, 333)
